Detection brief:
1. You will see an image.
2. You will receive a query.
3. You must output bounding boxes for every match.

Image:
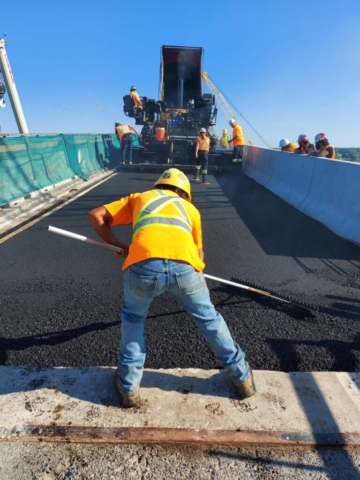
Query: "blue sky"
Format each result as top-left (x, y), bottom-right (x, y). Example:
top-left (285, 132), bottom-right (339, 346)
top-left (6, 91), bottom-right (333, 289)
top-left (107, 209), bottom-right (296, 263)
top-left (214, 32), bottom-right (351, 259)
top-left (1, 0), bottom-right (359, 148)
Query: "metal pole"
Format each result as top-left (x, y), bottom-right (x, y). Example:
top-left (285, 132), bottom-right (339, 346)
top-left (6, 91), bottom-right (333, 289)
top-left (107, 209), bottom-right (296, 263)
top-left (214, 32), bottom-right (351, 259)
top-left (0, 38), bottom-right (29, 134)
top-left (48, 226), bottom-right (124, 253)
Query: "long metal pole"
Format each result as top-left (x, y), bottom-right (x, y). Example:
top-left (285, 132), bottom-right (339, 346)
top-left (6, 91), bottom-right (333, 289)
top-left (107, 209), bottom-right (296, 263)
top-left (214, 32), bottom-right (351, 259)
top-left (48, 226), bottom-right (123, 253)
top-left (48, 226), bottom-right (317, 313)
top-left (0, 38), bottom-right (29, 134)
top-left (47, 226), bottom-right (287, 302)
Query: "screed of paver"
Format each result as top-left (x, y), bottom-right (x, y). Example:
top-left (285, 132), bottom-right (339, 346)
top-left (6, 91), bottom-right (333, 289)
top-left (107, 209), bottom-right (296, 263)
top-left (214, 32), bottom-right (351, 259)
top-left (0, 367), bottom-right (359, 445)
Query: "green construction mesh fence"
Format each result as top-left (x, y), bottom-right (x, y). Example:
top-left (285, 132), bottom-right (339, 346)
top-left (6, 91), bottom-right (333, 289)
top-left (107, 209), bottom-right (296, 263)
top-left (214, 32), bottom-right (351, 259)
top-left (0, 133), bottom-right (131, 205)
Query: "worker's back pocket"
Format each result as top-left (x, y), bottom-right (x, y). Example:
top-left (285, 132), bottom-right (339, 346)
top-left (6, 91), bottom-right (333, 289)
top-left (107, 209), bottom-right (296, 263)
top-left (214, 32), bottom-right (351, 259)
top-left (128, 269), bottom-right (159, 299)
top-left (175, 268), bottom-right (206, 295)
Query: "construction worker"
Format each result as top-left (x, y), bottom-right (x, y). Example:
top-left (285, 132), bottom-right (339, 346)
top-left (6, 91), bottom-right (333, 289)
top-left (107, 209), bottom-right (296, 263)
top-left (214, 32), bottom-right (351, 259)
top-left (115, 122), bottom-right (141, 165)
top-left (218, 129), bottom-right (230, 149)
top-left (279, 139), bottom-right (297, 152)
top-left (129, 86), bottom-right (143, 108)
top-left (311, 133), bottom-right (336, 159)
top-left (88, 168), bottom-right (256, 408)
top-left (194, 128), bottom-right (210, 184)
top-left (294, 134), bottom-right (315, 155)
top-left (228, 119), bottom-right (244, 163)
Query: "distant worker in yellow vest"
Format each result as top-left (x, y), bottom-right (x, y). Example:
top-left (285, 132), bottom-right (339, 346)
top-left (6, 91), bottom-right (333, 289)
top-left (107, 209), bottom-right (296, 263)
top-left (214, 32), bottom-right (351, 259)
top-left (194, 128), bottom-right (210, 184)
top-left (228, 119), bottom-right (244, 163)
top-left (218, 129), bottom-right (230, 149)
top-left (88, 168), bottom-right (255, 408)
top-left (279, 138), bottom-right (297, 152)
top-left (294, 134), bottom-right (316, 155)
top-left (311, 133), bottom-right (336, 159)
top-left (115, 122), bottom-right (141, 165)
top-left (130, 86), bottom-right (143, 109)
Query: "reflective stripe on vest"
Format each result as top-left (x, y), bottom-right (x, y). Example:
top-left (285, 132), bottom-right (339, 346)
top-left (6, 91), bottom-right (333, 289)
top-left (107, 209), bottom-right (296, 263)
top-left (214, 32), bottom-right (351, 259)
top-left (198, 137), bottom-right (210, 151)
top-left (133, 190), bottom-right (192, 240)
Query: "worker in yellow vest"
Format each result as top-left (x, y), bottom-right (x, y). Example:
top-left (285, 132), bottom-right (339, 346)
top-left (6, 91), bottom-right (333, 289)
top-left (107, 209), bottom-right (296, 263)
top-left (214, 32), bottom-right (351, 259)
top-left (228, 119), bottom-right (244, 163)
top-left (218, 129), bottom-right (230, 149)
top-left (115, 122), bottom-right (141, 165)
top-left (279, 138), bottom-right (297, 152)
top-left (88, 168), bottom-right (255, 408)
top-left (194, 128), bottom-right (211, 184)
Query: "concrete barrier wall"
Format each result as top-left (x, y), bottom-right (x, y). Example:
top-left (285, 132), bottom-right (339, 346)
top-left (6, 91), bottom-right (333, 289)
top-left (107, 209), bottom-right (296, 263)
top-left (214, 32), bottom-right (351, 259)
top-left (243, 145), bottom-right (360, 245)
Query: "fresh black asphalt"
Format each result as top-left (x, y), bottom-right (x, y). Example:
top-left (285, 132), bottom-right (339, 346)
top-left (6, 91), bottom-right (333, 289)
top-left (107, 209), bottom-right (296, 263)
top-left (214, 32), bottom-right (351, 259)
top-left (1, 171), bottom-right (360, 372)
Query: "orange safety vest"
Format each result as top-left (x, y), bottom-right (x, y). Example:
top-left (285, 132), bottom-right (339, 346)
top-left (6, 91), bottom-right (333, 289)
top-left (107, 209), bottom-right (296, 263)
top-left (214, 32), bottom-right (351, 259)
top-left (104, 189), bottom-right (205, 272)
top-left (197, 137), bottom-right (210, 151)
top-left (232, 124), bottom-right (244, 146)
top-left (326, 145), bottom-right (336, 159)
top-left (116, 125), bottom-right (131, 143)
top-left (130, 91), bottom-right (141, 106)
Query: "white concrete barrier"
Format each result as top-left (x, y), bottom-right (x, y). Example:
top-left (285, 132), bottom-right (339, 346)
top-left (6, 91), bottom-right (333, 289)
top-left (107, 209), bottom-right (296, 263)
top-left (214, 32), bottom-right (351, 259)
top-left (243, 146), bottom-right (360, 245)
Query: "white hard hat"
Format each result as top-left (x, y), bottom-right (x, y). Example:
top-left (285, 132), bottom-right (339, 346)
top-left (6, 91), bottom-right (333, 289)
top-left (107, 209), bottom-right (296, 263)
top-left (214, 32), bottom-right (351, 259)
top-left (199, 128), bottom-right (207, 133)
top-left (279, 138), bottom-right (290, 148)
top-left (229, 118), bottom-right (236, 126)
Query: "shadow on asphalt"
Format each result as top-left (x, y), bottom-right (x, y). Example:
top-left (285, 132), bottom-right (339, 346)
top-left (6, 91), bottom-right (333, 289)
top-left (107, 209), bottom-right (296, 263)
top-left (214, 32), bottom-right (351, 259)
top-left (215, 173), bottom-right (360, 261)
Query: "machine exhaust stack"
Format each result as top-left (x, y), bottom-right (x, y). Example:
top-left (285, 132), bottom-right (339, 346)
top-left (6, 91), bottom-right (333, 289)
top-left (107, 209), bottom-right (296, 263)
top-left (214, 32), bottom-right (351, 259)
top-left (178, 78), bottom-right (184, 109)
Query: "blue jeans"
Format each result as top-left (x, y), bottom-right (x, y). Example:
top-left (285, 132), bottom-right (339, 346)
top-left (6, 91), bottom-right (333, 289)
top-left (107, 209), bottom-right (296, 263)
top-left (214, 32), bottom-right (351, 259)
top-left (198, 150), bottom-right (208, 182)
top-left (121, 134), bottom-right (133, 164)
top-left (233, 145), bottom-right (243, 161)
top-left (118, 259), bottom-right (250, 394)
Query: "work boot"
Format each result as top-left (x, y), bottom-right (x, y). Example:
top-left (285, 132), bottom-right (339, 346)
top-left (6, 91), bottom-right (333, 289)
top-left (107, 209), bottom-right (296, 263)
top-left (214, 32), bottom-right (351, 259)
top-left (114, 371), bottom-right (141, 408)
top-left (231, 370), bottom-right (256, 400)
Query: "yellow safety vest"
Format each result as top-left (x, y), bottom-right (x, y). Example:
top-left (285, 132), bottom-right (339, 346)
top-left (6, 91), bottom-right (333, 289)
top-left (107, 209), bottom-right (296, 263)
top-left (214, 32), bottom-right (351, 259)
top-left (219, 135), bottom-right (229, 148)
top-left (133, 190), bottom-right (193, 241)
top-left (117, 125), bottom-right (131, 142)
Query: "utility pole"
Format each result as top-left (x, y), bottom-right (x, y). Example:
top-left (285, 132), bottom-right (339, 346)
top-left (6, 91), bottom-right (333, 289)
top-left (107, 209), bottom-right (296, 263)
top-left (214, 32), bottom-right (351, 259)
top-left (0, 38), bottom-right (29, 134)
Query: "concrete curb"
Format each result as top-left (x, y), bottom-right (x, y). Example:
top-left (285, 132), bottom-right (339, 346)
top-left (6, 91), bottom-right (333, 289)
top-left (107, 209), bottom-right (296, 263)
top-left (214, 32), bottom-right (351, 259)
top-left (1, 367), bottom-right (359, 447)
top-left (0, 169), bottom-right (116, 238)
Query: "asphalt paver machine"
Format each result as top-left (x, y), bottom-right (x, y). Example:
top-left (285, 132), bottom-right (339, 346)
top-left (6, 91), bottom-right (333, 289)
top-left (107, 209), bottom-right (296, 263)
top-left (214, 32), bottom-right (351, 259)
top-left (123, 45), bottom-right (233, 168)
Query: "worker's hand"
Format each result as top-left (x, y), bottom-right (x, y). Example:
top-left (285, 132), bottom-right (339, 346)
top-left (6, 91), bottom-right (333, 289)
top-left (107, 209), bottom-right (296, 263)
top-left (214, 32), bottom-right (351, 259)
top-left (113, 247), bottom-right (129, 259)
top-left (111, 240), bottom-right (129, 259)
top-left (195, 153), bottom-right (198, 158)
top-left (114, 249), bottom-right (128, 259)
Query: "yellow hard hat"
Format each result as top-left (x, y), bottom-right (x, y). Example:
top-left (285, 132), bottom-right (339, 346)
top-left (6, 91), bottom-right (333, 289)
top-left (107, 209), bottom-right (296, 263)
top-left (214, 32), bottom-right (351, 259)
top-left (222, 129), bottom-right (227, 134)
top-left (154, 168), bottom-right (192, 202)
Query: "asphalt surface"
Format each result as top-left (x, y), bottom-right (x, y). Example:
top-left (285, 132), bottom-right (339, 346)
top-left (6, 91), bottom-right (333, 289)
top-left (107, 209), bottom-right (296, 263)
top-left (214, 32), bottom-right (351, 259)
top-left (1, 170), bottom-right (360, 372)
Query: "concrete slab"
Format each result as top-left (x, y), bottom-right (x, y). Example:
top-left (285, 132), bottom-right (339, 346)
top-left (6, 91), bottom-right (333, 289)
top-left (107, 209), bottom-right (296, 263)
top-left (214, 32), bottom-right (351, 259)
top-left (0, 367), bottom-right (359, 447)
